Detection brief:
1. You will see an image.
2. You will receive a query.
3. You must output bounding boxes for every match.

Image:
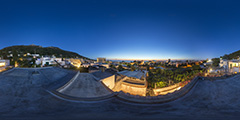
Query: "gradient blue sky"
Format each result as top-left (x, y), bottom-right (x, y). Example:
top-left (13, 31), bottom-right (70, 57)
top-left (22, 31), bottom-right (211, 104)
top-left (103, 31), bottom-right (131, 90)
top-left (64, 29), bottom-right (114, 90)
top-left (0, 0), bottom-right (240, 60)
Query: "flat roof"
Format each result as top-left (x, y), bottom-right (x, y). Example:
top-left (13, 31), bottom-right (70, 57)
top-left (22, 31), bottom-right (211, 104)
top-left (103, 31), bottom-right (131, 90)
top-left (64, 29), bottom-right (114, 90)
top-left (91, 69), bottom-right (117, 80)
top-left (118, 70), bottom-right (145, 79)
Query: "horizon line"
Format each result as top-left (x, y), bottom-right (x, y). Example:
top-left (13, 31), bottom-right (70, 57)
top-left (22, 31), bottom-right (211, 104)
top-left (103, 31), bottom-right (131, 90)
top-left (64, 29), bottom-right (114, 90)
top-left (106, 58), bottom-right (205, 61)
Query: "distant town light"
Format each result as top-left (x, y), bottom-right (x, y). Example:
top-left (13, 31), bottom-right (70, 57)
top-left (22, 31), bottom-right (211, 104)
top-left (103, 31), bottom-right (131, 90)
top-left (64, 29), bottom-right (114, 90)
top-left (0, 62), bottom-right (5, 67)
top-left (177, 87), bottom-right (181, 90)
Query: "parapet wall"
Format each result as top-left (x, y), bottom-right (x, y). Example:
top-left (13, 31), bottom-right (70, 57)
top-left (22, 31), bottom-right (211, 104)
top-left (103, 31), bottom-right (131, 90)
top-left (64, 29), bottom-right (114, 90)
top-left (50, 76), bottom-right (200, 104)
top-left (120, 83), bottom-right (147, 96)
top-left (203, 73), bottom-right (240, 81)
top-left (116, 76), bottom-right (200, 104)
top-left (153, 83), bottom-right (180, 95)
top-left (49, 90), bottom-right (118, 102)
top-left (57, 71), bottom-right (80, 92)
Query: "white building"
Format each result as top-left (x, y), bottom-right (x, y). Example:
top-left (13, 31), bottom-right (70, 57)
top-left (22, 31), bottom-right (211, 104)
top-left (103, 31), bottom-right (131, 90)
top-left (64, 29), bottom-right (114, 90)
top-left (219, 59), bottom-right (240, 73)
top-left (0, 60), bottom-right (10, 67)
top-left (219, 58), bottom-right (228, 69)
top-left (81, 63), bottom-right (90, 68)
top-left (228, 60), bottom-right (240, 73)
top-left (0, 59), bottom-right (10, 72)
top-left (36, 56), bottom-right (65, 67)
top-left (204, 59), bottom-right (213, 66)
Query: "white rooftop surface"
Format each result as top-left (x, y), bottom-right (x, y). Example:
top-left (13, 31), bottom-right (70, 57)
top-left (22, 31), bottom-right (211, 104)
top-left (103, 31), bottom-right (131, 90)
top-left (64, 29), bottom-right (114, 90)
top-left (118, 70), bottom-right (145, 79)
top-left (58, 73), bottom-right (112, 98)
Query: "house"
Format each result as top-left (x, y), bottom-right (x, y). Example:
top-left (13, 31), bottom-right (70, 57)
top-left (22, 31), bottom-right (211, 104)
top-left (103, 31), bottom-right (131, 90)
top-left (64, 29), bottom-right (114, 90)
top-left (81, 63), bottom-right (90, 68)
top-left (99, 63), bottom-right (110, 68)
top-left (36, 56), bottom-right (65, 67)
top-left (114, 70), bottom-right (148, 96)
top-left (66, 58), bottom-right (82, 68)
top-left (91, 68), bottom-right (117, 89)
top-left (204, 59), bottom-right (213, 66)
top-left (219, 59), bottom-right (228, 69)
top-left (0, 59), bottom-right (10, 67)
top-left (88, 66), bottom-right (100, 73)
top-left (219, 59), bottom-right (240, 73)
top-left (0, 59), bottom-right (10, 72)
top-left (228, 60), bottom-right (240, 73)
top-left (97, 58), bottom-right (106, 63)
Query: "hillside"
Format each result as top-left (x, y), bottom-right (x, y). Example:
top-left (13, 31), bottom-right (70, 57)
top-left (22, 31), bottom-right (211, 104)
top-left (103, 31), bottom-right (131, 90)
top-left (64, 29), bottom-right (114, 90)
top-left (0, 45), bottom-right (91, 60)
top-left (222, 50), bottom-right (240, 60)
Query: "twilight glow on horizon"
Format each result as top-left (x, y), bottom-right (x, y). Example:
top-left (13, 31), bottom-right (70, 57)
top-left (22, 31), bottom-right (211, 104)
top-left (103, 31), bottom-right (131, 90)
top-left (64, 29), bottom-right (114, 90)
top-left (1, 0), bottom-right (240, 60)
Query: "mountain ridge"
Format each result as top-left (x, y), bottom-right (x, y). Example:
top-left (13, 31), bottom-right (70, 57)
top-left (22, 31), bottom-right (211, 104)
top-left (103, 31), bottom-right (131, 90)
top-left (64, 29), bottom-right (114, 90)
top-left (0, 45), bottom-right (91, 60)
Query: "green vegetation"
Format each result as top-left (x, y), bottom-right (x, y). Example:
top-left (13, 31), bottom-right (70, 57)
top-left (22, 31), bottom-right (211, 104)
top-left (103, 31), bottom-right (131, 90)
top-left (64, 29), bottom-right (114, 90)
top-left (79, 67), bottom-right (89, 73)
top-left (211, 58), bottom-right (220, 67)
top-left (222, 50), bottom-right (240, 60)
top-left (0, 45), bottom-right (90, 59)
top-left (131, 66), bottom-right (136, 71)
top-left (110, 64), bottom-right (116, 69)
top-left (148, 68), bottom-right (203, 88)
top-left (17, 58), bottom-right (36, 68)
top-left (117, 65), bottom-right (124, 71)
top-left (0, 45), bottom-right (91, 65)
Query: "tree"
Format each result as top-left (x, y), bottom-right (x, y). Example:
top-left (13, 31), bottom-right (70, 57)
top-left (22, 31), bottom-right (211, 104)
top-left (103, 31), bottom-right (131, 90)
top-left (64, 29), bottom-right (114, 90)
top-left (131, 66), bottom-right (136, 71)
top-left (192, 65), bottom-right (201, 70)
top-left (157, 81), bottom-right (167, 88)
top-left (110, 64), bottom-right (116, 69)
top-left (79, 67), bottom-right (89, 73)
top-left (212, 58), bottom-right (220, 67)
top-left (118, 65), bottom-right (124, 71)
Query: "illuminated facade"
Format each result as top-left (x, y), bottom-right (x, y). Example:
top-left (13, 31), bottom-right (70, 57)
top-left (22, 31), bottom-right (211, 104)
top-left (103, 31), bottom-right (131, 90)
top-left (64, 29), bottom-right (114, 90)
top-left (0, 62), bottom-right (5, 67)
top-left (68, 58), bottom-right (83, 68)
top-left (97, 58), bottom-right (106, 63)
top-left (220, 59), bottom-right (240, 73)
top-left (113, 70), bottom-right (148, 96)
top-left (0, 60), bottom-right (10, 67)
top-left (91, 69), bottom-right (148, 96)
top-left (0, 59), bottom-right (10, 72)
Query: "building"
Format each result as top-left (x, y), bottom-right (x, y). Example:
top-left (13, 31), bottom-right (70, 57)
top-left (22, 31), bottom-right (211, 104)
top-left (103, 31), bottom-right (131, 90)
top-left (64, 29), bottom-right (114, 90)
top-left (100, 63), bottom-right (110, 68)
top-left (91, 68), bottom-right (117, 89)
top-left (97, 58), bottom-right (106, 63)
top-left (204, 59), bottom-right (213, 66)
top-left (0, 59), bottom-right (10, 72)
top-left (88, 66), bottom-right (100, 73)
top-left (228, 60), bottom-right (240, 73)
top-left (113, 70), bottom-right (148, 96)
top-left (36, 56), bottom-right (65, 67)
top-left (0, 59), bottom-right (10, 67)
top-left (90, 68), bottom-right (148, 96)
top-left (219, 58), bottom-right (240, 74)
top-left (66, 58), bottom-right (83, 68)
top-left (219, 59), bottom-right (227, 68)
top-left (81, 63), bottom-right (90, 68)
